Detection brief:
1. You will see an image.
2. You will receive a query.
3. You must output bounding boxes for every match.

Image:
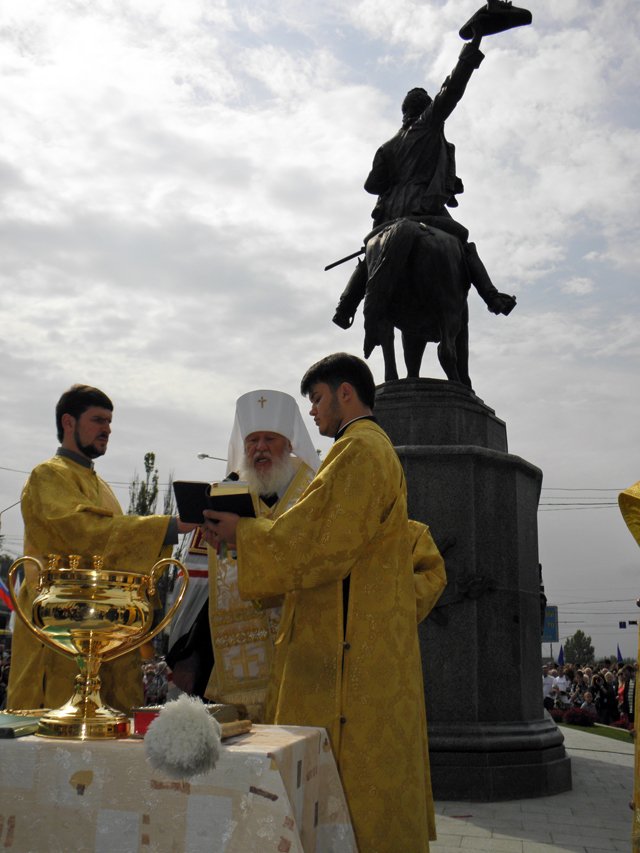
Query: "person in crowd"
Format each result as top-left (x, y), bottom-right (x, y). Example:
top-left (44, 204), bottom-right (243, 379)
top-left (552, 666), bottom-right (572, 709)
top-left (7, 384), bottom-right (195, 711)
top-left (580, 691), bottom-right (597, 720)
top-left (620, 664), bottom-right (636, 728)
top-left (589, 673), bottom-right (606, 718)
top-left (542, 664), bottom-right (555, 711)
top-left (596, 672), bottom-right (620, 725)
top-left (617, 669), bottom-right (628, 722)
top-left (570, 670), bottom-right (588, 707)
top-left (202, 353), bottom-right (447, 853)
top-left (168, 389), bottom-right (319, 721)
top-left (142, 659), bottom-right (169, 706)
top-left (0, 651), bottom-right (9, 710)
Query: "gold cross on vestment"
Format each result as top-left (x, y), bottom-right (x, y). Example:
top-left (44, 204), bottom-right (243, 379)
top-left (226, 642), bottom-right (266, 681)
top-left (257, 396), bottom-right (267, 408)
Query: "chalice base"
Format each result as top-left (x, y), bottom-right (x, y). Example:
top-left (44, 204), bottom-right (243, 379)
top-left (36, 681), bottom-right (130, 740)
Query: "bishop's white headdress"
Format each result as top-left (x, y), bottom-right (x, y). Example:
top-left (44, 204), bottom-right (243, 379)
top-left (226, 389), bottom-right (319, 475)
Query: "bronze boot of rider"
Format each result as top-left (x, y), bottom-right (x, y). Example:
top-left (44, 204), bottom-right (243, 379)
top-left (332, 258), bottom-right (368, 329)
top-left (466, 242), bottom-right (516, 315)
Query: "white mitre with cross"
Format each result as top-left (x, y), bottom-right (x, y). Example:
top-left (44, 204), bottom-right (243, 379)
top-left (226, 389), bottom-right (320, 475)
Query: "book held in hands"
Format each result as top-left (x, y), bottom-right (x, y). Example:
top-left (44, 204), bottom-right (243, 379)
top-left (173, 480), bottom-right (256, 524)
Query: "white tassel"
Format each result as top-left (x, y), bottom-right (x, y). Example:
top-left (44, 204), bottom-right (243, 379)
top-left (144, 694), bottom-right (221, 780)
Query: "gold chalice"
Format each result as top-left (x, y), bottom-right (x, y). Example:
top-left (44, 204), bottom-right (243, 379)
top-left (8, 553), bottom-right (189, 740)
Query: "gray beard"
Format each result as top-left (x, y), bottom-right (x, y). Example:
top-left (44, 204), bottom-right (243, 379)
top-left (239, 454), bottom-right (297, 498)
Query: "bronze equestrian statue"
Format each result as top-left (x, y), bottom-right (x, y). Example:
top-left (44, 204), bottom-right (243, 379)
top-left (331, 1), bottom-right (532, 388)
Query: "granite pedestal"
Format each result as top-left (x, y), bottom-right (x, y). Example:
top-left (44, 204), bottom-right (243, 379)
top-left (375, 378), bottom-right (572, 800)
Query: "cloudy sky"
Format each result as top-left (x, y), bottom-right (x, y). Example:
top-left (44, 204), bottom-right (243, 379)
top-left (1, 0), bottom-right (638, 658)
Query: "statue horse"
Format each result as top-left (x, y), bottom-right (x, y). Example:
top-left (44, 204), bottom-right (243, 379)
top-left (362, 218), bottom-right (472, 388)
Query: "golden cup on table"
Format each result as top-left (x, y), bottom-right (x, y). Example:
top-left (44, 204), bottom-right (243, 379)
top-left (8, 553), bottom-right (189, 740)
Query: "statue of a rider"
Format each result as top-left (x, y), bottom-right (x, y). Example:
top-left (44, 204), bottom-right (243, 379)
top-left (332, 0), bottom-right (531, 331)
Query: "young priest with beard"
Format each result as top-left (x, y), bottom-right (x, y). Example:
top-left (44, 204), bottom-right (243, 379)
top-left (203, 354), bottom-right (446, 853)
top-left (167, 389), bottom-right (318, 722)
top-left (8, 384), bottom-right (196, 713)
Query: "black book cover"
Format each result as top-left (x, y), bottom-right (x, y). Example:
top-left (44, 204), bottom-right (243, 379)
top-left (173, 480), bottom-right (256, 524)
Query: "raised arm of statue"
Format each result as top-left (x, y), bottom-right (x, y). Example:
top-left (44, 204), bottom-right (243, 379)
top-left (431, 40), bottom-right (485, 125)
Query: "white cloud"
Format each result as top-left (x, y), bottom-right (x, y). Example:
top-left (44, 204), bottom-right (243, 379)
top-left (562, 277), bottom-right (594, 295)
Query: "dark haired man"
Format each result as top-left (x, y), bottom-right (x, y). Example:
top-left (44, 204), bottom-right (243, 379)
top-left (7, 384), bottom-right (195, 711)
top-left (203, 353), bottom-right (446, 853)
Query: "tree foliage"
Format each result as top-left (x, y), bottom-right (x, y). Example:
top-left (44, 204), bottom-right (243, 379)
top-left (126, 453), bottom-right (177, 651)
top-left (564, 629), bottom-right (594, 666)
top-left (0, 535), bottom-right (13, 585)
top-left (128, 452), bottom-right (159, 516)
top-left (163, 473), bottom-right (175, 516)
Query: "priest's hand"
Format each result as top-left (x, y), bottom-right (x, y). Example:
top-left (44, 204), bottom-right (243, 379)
top-left (202, 510), bottom-right (239, 548)
top-left (177, 519), bottom-right (199, 534)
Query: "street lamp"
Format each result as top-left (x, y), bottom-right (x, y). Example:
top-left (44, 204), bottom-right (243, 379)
top-left (196, 453), bottom-right (227, 462)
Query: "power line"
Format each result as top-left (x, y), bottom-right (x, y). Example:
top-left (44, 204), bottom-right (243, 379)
top-left (555, 599), bottom-right (634, 605)
top-left (542, 488), bottom-right (622, 492)
top-left (540, 502), bottom-right (617, 506)
top-left (539, 505), bottom-right (617, 511)
top-left (562, 611), bottom-right (639, 615)
top-left (0, 467), bottom-right (627, 490)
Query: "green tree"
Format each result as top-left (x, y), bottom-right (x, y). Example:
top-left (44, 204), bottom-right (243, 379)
top-left (564, 630), bottom-right (594, 666)
top-left (0, 534), bottom-right (14, 586)
top-left (128, 452), bottom-right (159, 516)
top-left (163, 473), bottom-right (176, 516)
top-left (127, 454), bottom-right (177, 655)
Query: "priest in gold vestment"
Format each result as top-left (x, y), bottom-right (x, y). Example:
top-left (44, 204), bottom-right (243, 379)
top-left (619, 481), bottom-right (640, 851)
top-left (204, 354), bottom-right (446, 853)
top-left (7, 384), bottom-right (195, 712)
top-left (169, 389), bottom-right (319, 721)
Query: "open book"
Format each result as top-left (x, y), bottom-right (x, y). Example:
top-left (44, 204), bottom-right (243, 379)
top-left (173, 480), bottom-right (256, 524)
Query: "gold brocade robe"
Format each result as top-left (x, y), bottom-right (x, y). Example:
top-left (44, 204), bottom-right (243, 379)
top-left (619, 481), bottom-right (640, 851)
top-left (204, 460), bottom-right (315, 721)
top-left (236, 420), bottom-right (446, 853)
top-left (8, 453), bottom-right (171, 712)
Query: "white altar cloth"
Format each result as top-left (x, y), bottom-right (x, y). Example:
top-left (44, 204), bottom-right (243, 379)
top-left (0, 724), bottom-right (357, 853)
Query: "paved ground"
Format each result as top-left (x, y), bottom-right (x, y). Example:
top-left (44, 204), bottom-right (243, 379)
top-left (431, 726), bottom-right (635, 852)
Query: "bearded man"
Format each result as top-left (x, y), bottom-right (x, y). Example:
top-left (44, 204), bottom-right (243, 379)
top-left (168, 389), bottom-right (318, 721)
top-left (203, 354), bottom-right (447, 853)
top-left (8, 384), bottom-right (195, 712)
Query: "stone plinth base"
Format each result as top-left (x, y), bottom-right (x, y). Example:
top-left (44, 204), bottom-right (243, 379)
top-left (428, 718), bottom-right (572, 800)
top-left (375, 378), bottom-right (507, 451)
top-left (374, 379), bottom-right (572, 800)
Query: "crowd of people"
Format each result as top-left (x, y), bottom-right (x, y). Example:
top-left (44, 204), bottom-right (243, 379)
top-left (542, 661), bottom-right (636, 727)
top-left (0, 643), bottom-right (10, 710)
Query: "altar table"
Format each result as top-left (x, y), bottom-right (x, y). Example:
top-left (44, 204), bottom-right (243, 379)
top-left (0, 724), bottom-right (357, 853)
